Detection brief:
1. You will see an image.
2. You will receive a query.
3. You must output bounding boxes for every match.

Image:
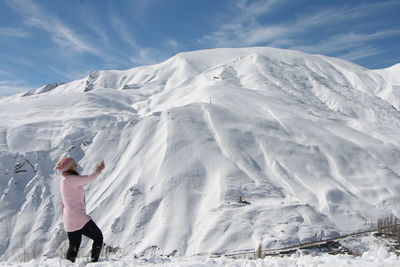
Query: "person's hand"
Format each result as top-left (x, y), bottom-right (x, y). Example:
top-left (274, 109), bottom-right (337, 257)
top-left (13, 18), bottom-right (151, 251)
top-left (96, 160), bottom-right (105, 173)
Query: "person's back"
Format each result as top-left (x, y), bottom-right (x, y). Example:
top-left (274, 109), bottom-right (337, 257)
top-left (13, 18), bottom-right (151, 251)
top-left (60, 172), bottom-right (97, 232)
top-left (56, 157), bottom-right (105, 262)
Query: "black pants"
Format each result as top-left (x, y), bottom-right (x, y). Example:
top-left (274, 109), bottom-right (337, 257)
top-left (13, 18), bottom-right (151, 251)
top-left (66, 220), bottom-right (103, 262)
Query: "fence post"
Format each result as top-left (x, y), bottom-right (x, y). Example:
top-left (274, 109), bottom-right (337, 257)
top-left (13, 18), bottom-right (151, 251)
top-left (256, 244), bottom-right (262, 259)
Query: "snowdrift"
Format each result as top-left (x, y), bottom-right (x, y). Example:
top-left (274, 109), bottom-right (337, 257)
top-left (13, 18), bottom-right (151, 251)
top-left (1, 47), bottom-right (400, 260)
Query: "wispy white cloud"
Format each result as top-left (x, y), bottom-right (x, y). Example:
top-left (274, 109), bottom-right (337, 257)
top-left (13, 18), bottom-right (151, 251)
top-left (124, 0), bottom-right (165, 20)
top-left (234, 0), bottom-right (280, 23)
top-left (200, 0), bottom-right (400, 63)
top-left (293, 1), bottom-right (400, 29)
top-left (200, 0), bottom-right (285, 46)
top-left (338, 46), bottom-right (380, 62)
top-left (289, 30), bottom-right (400, 56)
top-left (0, 54), bottom-right (35, 67)
top-left (0, 82), bottom-right (32, 96)
top-left (50, 66), bottom-right (91, 81)
top-left (109, 13), bottom-right (168, 66)
top-left (349, 0), bottom-right (400, 16)
top-left (0, 71), bottom-right (34, 97)
top-left (3, 0), bottom-right (140, 74)
top-left (110, 13), bottom-right (138, 49)
top-left (4, 0), bottom-right (175, 73)
top-left (0, 27), bottom-right (30, 38)
top-left (201, 5), bottom-right (354, 47)
top-left (129, 48), bottom-right (165, 66)
top-left (165, 39), bottom-right (181, 50)
top-left (4, 0), bottom-right (101, 55)
top-left (78, 4), bottom-right (111, 46)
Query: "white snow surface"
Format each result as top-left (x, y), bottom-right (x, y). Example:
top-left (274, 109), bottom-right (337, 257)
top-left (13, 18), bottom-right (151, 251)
top-left (1, 249), bottom-right (400, 267)
top-left (1, 47), bottom-right (400, 262)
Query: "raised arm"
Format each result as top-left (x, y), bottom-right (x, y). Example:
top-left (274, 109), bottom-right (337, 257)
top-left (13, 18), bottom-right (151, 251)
top-left (67, 161), bottom-right (105, 187)
top-left (67, 172), bottom-right (100, 186)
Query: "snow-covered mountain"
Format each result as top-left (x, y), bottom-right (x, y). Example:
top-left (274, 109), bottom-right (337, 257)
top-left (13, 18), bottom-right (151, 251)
top-left (1, 47), bottom-right (400, 261)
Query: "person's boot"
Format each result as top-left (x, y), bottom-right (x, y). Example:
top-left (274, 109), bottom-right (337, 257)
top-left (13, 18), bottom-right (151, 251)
top-left (91, 245), bottom-right (102, 262)
top-left (66, 247), bottom-right (78, 263)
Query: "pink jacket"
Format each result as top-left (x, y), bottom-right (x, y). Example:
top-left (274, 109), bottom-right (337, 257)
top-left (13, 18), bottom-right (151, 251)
top-left (60, 172), bottom-right (100, 232)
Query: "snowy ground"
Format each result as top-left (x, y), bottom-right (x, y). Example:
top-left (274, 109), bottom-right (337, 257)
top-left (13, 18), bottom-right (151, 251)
top-left (1, 235), bottom-right (399, 267)
top-left (1, 249), bottom-right (399, 267)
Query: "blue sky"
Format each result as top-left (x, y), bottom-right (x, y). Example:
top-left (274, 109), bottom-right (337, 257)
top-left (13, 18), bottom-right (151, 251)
top-left (0, 0), bottom-right (399, 96)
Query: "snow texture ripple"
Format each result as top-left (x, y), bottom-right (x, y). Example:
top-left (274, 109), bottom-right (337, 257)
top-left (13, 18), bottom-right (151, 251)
top-left (0, 47), bottom-right (400, 262)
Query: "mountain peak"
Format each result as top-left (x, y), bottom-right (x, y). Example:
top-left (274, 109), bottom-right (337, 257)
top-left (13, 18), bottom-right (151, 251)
top-left (1, 47), bottom-right (400, 260)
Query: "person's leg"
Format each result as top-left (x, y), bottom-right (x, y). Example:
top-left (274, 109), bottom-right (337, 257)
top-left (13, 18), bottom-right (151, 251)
top-left (81, 220), bottom-right (104, 262)
top-left (66, 230), bottom-right (82, 262)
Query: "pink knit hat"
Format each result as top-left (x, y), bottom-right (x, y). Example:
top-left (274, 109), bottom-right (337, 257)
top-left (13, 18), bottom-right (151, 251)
top-left (55, 157), bottom-right (75, 172)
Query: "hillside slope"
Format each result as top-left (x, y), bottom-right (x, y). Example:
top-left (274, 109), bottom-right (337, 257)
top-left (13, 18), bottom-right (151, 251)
top-left (0, 47), bottom-right (400, 260)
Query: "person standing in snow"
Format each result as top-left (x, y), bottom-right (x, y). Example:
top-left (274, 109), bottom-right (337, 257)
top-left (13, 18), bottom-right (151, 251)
top-left (56, 157), bottom-right (105, 263)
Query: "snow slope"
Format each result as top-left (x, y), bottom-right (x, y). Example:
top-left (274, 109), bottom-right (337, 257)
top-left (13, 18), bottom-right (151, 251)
top-left (2, 247), bottom-right (400, 267)
top-left (1, 47), bottom-right (400, 261)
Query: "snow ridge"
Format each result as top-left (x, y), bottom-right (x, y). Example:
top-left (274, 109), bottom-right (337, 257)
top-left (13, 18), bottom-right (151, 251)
top-left (0, 47), bottom-right (400, 261)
